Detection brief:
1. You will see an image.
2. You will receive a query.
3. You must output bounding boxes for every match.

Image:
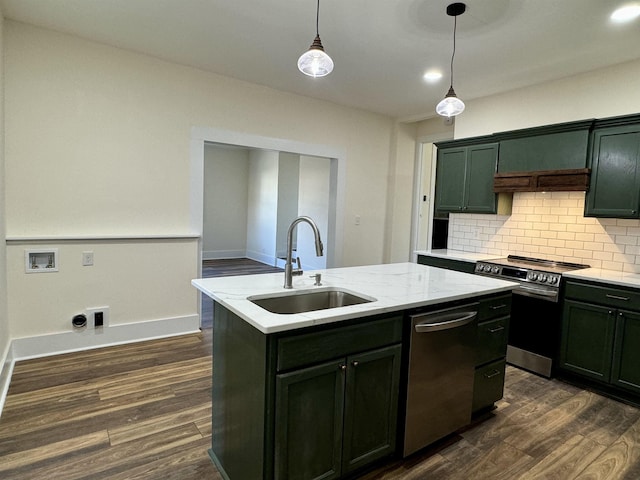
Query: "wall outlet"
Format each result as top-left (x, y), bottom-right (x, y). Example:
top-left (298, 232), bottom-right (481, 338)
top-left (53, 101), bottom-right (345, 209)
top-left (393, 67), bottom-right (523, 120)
top-left (85, 306), bottom-right (109, 330)
top-left (82, 251), bottom-right (94, 266)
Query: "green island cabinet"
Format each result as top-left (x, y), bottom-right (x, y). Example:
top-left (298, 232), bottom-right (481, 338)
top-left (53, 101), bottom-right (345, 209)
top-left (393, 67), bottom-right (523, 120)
top-left (496, 120), bottom-right (593, 173)
top-left (434, 138), bottom-right (499, 215)
top-left (585, 115), bottom-right (640, 218)
top-left (209, 292), bottom-right (512, 480)
top-left (560, 280), bottom-right (640, 397)
top-left (473, 294), bottom-right (511, 412)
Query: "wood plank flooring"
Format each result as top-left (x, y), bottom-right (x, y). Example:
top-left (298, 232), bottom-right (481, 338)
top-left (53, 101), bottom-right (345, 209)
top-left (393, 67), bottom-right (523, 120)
top-left (2, 330), bottom-right (640, 479)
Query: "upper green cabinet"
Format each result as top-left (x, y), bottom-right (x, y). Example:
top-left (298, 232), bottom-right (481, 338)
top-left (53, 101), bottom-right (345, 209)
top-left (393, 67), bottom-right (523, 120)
top-left (435, 140), bottom-right (498, 215)
top-left (497, 120), bottom-right (593, 173)
top-left (585, 119), bottom-right (640, 218)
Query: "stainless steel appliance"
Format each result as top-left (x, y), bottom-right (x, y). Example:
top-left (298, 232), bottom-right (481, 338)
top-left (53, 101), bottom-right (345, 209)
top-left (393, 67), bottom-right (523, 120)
top-left (403, 304), bottom-right (478, 457)
top-left (474, 255), bottom-right (589, 377)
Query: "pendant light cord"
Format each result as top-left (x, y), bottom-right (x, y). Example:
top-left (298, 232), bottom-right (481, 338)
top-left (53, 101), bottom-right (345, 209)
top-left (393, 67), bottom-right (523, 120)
top-left (316, 0), bottom-right (321, 36)
top-left (449, 15), bottom-right (457, 89)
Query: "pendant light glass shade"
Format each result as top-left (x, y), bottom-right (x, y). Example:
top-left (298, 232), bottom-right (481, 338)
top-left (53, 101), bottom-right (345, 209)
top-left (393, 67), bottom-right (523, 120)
top-left (298, 35), bottom-right (334, 77)
top-left (437, 3), bottom-right (466, 117)
top-left (298, 0), bottom-right (333, 78)
top-left (436, 86), bottom-right (465, 116)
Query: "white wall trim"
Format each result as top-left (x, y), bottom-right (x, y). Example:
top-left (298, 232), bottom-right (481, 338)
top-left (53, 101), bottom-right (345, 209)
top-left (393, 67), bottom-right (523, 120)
top-left (0, 344), bottom-right (15, 420)
top-left (10, 314), bottom-right (200, 361)
top-left (202, 249), bottom-right (246, 260)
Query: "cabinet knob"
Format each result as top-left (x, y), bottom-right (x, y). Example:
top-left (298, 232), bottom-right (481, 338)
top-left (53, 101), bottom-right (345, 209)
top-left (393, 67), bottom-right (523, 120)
top-left (339, 364), bottom-right (346, 371)
top-left (352, 361), bottom-right (359, 367)
top-left (608, 310), bottom-right (613, 315)
top-left (633, 210), bottom-right (637, 215)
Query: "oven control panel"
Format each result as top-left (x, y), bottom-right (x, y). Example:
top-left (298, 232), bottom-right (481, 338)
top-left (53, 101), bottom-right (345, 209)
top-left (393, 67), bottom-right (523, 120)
top-left (474, 262), bottom-right (560, 287)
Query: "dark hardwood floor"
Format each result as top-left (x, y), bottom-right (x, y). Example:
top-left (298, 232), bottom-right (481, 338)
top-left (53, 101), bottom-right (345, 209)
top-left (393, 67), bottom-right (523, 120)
top-left (200, 258), bottom-right (283, 329)
top-left (1, 326), bottom-right (640, 479)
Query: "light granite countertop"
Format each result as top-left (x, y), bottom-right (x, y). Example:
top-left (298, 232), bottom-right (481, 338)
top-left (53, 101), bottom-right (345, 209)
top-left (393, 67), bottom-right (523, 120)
top-left (192, 262), bottom-right (517, 334)
top-left (563, 268), bottom-right (640, 289)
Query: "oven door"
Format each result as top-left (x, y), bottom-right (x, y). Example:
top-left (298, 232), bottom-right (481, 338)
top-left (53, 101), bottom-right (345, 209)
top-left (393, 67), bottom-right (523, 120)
top-left (507, 291), bottom-right (562, 378)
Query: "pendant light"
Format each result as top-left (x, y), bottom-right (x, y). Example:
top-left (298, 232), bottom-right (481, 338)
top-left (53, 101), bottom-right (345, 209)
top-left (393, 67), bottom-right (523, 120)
top-left (298, 0), bottom-right (334, 78)
top-left (436, 3), bottom-right (466, 117)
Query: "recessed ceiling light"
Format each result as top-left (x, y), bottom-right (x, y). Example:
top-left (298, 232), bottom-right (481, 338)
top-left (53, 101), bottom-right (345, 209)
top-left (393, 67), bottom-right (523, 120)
top-left (611, 4), bottom-right (640, 22)
top-left (423, 71), bottom-right (443, 82)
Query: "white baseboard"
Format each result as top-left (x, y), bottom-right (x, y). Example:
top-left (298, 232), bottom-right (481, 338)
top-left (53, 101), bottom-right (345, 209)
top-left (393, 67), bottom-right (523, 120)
top-left (202, 249), bottom-right (246, 260)
top-left (11, 314), bottom-right (200, 361)
top-left (0, 343), bottom-right (15, 420)
top-left (245, 250), bottom-right (276, 266)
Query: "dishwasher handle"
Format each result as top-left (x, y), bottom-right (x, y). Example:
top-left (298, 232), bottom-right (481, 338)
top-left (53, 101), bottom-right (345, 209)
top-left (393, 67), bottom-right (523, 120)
top-left (413, 311), bottom-right (477, 333)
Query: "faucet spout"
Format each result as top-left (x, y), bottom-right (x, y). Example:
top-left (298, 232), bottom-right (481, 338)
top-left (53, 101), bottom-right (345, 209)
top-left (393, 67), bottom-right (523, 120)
top-left (284, 216), bottom-right (324, 289)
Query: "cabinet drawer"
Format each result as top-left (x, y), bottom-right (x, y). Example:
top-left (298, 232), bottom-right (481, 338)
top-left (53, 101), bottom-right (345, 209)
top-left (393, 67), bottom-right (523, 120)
top-left (476, 317), bottom-right (508, 366)
top-left (478, 294), bottom-right (512, 321)
top-left (565, 282), bottom-right (640, 310)
top-left (277, 316), bottom-right (403, 372)
top-left (472, 359), bottom-right (506, 412)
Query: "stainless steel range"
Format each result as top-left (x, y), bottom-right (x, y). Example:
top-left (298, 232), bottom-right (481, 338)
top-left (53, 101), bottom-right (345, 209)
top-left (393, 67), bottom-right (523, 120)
top-left (475, 255), bottom-right (590, 377)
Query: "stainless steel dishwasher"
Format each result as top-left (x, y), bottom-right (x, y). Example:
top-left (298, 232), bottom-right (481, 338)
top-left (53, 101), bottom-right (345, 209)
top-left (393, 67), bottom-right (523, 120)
top-left (403, 303), bottom-right (478, 457)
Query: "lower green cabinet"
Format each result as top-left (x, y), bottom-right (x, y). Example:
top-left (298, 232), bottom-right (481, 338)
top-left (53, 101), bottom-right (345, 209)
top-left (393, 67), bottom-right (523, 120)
top-left (275, 360), bottom-right (345, 480)
top-left (560, 281), bottom-right (640, 397)
top-left (560, 300), bottom-right (615, 382)
top-left (472, 295), bottom-right (511, 413)
top-left (473, 360), bottom-right (506, 412)
top-left (274, 344), bottom-right (402, 480)
top-left (611, 310), bottom-right (640, 394)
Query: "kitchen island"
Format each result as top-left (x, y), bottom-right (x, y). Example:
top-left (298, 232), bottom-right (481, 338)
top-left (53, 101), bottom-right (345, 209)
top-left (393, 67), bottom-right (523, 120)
top-left (192, 262), bottom-right (517, 480)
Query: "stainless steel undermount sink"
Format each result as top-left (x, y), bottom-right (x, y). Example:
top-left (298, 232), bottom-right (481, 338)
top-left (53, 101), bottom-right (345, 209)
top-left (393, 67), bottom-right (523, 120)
top-left (248, 288), bottom-right (376, 315)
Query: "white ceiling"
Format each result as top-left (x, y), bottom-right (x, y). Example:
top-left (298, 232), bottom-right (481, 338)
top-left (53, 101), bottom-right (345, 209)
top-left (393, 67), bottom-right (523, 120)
top-left (1, 0), bottom-right (639, 119)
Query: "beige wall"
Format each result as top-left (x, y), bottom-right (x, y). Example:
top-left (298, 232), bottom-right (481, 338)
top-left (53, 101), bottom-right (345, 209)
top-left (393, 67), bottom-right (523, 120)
top-left (2, 21), bottom-right (395, 343)
top-left (203, 145), bottom-right (249, 259)
top-left (0, 15), bottom-right (10, 382)
top-left (455, 58), bottom-right (640, 138)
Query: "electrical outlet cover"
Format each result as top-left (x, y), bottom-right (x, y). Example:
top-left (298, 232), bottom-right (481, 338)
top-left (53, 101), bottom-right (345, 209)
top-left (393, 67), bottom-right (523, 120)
top-left (85, 306), bottom-right (109, 329)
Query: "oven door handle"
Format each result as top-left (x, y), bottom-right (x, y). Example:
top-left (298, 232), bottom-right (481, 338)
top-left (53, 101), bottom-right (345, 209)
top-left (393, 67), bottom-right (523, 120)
top-left (517, 284), bottom-right (558, 298)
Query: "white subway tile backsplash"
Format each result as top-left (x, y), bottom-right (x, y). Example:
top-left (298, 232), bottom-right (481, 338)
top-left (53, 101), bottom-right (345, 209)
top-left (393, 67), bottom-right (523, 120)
top-left (447, 191), bottom-right (640, 271)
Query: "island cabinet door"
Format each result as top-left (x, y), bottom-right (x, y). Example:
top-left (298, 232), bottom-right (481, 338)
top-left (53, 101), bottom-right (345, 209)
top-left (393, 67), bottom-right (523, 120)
top-left (611, 310), bottom-right (640, 395)
top-left (560, 300), bottom-right (615, 382)
top-left (342, 344), bottom-right (401, 475)
top-left (274, 360), bottom-right (345, 480)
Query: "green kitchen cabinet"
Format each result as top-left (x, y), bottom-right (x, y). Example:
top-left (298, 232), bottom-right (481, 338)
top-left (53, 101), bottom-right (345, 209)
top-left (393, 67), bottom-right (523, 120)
top-left (611, 310), bottom-right (640, 394)
top-left (434, 141), bottom-right (499, 215)
top-left (585, 121), bottom-right (640, 218)
top-left (274, 359), bottom-right (344, 480)
top-left (560, 280), bottom-right (640, 397)
top-left (275, 344), bottom-right (402, 480)
top-left (560, 300), bottom-right (615, 382)
top-left (497, 120), bottom-right (593, 173)
top-left (472, 294), bottom-right (511, 413)
top-left (209, 302), bottom-right (403, 480)
top-left (417, 254), bottom-right (476, 274)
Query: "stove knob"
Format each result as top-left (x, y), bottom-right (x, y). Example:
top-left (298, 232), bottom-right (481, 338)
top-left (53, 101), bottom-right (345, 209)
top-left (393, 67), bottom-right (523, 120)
top-left (549, 276), bottom-right (558, 285)
top-left (540, 274), bottom-right (548, 283)
top-left (530, 273), bottom-right (538, 281)
top-left (492, 266), bottom-right (500, 274)
top-left (476, 264), bottom-right (484, 272)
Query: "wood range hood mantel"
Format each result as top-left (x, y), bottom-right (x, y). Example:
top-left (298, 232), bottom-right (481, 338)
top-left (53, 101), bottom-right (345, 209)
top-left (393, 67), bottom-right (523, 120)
top-left (493, 168), bottom-right (590, 193)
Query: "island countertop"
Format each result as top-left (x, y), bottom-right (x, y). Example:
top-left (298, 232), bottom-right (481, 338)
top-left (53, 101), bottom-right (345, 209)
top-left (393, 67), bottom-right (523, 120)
top-left (192, 262), bottom-right (517, 334)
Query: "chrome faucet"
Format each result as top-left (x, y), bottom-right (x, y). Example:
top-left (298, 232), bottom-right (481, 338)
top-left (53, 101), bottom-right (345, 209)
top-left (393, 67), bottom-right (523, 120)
top-left (284, 216), bottom-right (324, 289)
